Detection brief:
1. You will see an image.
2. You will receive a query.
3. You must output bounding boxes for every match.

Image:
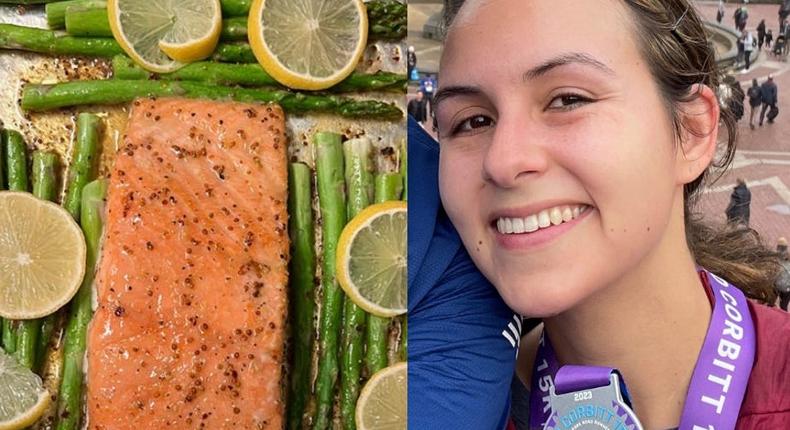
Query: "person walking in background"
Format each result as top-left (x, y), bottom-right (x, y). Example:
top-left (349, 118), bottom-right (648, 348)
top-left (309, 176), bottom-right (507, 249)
top-left (743, 30), bottom-right (755, 71)
top-left (748, 78), bottom-right (763, 129)
top-left (407, 46), bottom-right (417, 81)
top-left (757, 19), bottom-right (766, 50)
top-left (760, 74), bottom-right (779, 125)
top-left (717, 0), bottom-right (725, 24)
top-left (781, 0), bottom-right (790, 29)
top-left (736, 30), bottom-right (745, 66)
top-left (775, 238), bottom-right (790, 311)
top-left (767, 28), bottom-right (774, 49)
top-left (741, 6), bottom-right (749, 31)
top-left (726, 178), bottom-right (752, 226)
top-left (408, 90), bottom-right (428, 125)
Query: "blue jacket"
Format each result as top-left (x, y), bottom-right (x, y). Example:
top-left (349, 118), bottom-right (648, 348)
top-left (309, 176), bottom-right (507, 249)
top-left (408, 117), bottom-right (518, 430)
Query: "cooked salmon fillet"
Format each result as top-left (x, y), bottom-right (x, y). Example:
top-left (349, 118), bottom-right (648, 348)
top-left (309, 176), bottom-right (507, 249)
top-left (87, 98), bottom-right (289, 429)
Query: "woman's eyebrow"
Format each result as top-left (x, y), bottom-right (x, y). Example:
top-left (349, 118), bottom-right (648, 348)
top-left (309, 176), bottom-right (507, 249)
top-left (523, 52), bottom-right (616, 81)
top-left (433, 85), bottom-right (482, 113)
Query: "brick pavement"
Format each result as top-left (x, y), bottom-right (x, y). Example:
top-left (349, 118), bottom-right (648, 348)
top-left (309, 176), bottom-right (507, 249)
top-left (694, 2), bottom-right (790, 250)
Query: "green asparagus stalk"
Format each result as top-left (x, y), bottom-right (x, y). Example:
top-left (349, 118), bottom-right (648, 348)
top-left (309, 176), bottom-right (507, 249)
top-left (112, 56), bottom-right (407, 93)
top-left (65, 6), bottom-right (110, 38)
top-left (339, 137), bottom-right (374, 430)
top-left (220, 16), bottom-right (247, 41)
top-left (35, 313), bottom-right (57, 371)
top-left (55, 1), bottom-right (403, 41)
top-left (62, 113), bottom-right (101, 222)
top-left (2, 129), bottom-right (28, 356)
top-left (31, 151), bottom-right (59, 374)
top-left (21, 80), bottom-right (403, 120)
top-left (56, 179), bottom-right (106, 430)
top-left (62, 10), bottom-right (246, 42)
top-left (366, 173), bottom-right (402, 375)
top-left (219, 0), bottom-right (406, 41)
top-left (46, 0), bottom-right (106, 29)
top-left (210, 42), bottom-right (256, 63)
top-left (220, 0), bottom-right (251, 17)
top-left (286, 163), bottom-right (317, 430)
top-left (374, 173), bottom-right (402, 202)
top-left (0, 24), bottom-right (124, 58)
top-left (4, 129), bottom-right (28, 192)
top-left (31, 151), bottom-right (58, 200)
top-left (313, 132), bottom-right (347, 430)
top-left (15, 151), bottom-right (58, 370)
top-left (366, 0), bottom-right (407, 41)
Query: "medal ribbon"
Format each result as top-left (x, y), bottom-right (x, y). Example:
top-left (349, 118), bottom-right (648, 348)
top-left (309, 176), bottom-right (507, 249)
top-left (528, 270), bottom-right (755, 430)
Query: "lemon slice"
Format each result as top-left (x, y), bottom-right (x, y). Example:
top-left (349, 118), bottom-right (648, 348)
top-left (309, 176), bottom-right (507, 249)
top-left (108, 0), bottom-right (222, 72)
top-left (0, 349), bottom-right (50, 430)
top-left (0, 192), bottom-right (86, 320)
top-left (248, 0), bottom-right (368, 90)
top-left (336, 201), bottom-right (406, 317)
top-left (355, 362), bottom-right (407, 430)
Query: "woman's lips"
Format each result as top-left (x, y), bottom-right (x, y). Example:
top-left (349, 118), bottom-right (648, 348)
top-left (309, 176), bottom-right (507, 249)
top-left (492, 204), bottom-right (593, 250)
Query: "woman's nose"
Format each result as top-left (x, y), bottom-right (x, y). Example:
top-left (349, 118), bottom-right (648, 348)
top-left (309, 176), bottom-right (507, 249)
top-left (482, 116), bottom-right (549, 188)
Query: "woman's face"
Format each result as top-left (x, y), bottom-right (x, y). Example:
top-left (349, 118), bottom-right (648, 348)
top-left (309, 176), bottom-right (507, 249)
top-left (436, 0), bottom-right (686, 317)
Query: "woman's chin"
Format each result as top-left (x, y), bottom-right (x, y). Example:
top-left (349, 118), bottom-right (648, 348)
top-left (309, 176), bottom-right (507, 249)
top-left (500, 281), bottom-right (593, 319)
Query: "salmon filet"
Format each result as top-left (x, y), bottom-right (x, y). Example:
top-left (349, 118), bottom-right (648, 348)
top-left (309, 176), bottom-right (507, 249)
top-left (87, 98), bottom-right (289, 429)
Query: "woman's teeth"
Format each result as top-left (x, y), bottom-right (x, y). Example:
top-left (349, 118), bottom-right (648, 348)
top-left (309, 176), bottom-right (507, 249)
top-left (496, 205), bottom-right (588, 234)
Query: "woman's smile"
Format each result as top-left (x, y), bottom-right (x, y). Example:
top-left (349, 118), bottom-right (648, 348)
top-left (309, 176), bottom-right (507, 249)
top-left (490, 203), bottom-right (594, 250)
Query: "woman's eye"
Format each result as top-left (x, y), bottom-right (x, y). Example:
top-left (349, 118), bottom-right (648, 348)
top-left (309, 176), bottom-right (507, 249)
top-left (547, 94), bottom-right (592, 110)
top-left (453, 115), bottom-right (494, 134)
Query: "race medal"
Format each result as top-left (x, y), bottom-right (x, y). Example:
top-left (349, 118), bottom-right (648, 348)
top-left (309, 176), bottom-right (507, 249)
top-left (543, 366), bottom-right (643, 430)
top-left (529, 269), bottom-right (756, 430)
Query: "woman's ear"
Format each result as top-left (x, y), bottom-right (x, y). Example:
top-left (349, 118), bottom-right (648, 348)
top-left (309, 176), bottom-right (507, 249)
top-left (675, 83), bottom-right (720, 185)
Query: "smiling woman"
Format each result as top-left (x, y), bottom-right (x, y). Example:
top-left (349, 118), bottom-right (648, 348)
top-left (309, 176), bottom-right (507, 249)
top-left (413, 0), bottom-right (790, 429)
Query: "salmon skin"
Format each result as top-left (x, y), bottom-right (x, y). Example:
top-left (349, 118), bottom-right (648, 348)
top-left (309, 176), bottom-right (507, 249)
top-left (87, 98), bottom-right (289, 429)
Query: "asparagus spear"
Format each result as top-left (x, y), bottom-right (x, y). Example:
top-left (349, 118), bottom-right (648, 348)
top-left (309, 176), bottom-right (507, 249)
top-left (220, 16), bottom-right (247, 41)
top-left (112, 56), bottom-right (407, 93)
top-left (21, 80), bottom-right (403, 120)
top-left (339, 137), bottom-right (374, 430)
top-left (220, 0), bottom-right (251, 17)
top-left (31, 151), bottom-right (59, 374)
top-left (65, 6), bottom-right (110, 38)
top-left (2, 129), bottom-right (28, 356)
top-left (4, 129), bottom-right (28, 192)
top-left (46, 0), bottom-right (106, 29)
top-left (54, 0), bottom-right (403, 41)
top-left (366, 173), bottom-right (402, 375)
top-left (15, 151), bottom-right (58, 370)
top-left (313, 132), bottom-right (347, 430)
top-left (220, 0), bottom-right (406, 41)
top-left (0, 24), bottom-right (124, 58)
top-left (210, 42), bottom-right (256, 63)
top-left (62, 113), bottom-right (101, 222)
top-left (56, 179), bottom-right (106, 430)
top-left (366, 0), bottom-right (407, 41)
top-left (62, 9), bottom-right (247, 42)
top-left (286, 163), bottom-right (317, 430)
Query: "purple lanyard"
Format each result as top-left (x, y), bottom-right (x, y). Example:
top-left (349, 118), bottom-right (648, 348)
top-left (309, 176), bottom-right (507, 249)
top-left (528, 270), bottom-right (756, 430)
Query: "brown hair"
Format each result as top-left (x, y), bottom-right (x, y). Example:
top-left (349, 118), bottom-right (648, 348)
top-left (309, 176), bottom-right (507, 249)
top-left (442, 0), bottom-right (779, 304)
